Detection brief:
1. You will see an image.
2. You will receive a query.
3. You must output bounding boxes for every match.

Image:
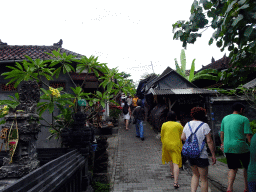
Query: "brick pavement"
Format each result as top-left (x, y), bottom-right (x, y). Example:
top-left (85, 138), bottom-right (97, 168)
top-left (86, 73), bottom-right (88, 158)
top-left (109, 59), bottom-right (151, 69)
top-left (208, 157), bottom-right (246, 192)
top-left (107, 118), bottom-right (248, 192)
top-left (108, 120), bottom-right (200, 192)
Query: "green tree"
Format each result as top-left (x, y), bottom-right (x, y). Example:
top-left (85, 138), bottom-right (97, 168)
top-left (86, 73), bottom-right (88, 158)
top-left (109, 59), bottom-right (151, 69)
top-left (172, 0), bottom-right (256, 70)
top-left (140, 72), bottom-right (159, 79)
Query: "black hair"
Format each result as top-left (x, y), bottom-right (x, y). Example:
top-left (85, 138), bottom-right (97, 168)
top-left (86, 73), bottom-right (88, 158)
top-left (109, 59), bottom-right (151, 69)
top-left (137, 99), bottom-right (142, 106)
top-left (232, 102), bottom-right (245, 112)
top-left (166, 111), bottom-right (177, 121)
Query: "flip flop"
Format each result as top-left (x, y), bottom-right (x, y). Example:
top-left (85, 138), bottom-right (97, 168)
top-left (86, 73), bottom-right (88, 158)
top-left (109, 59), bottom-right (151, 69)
top-left (174, 183), bottom-right (179, 189)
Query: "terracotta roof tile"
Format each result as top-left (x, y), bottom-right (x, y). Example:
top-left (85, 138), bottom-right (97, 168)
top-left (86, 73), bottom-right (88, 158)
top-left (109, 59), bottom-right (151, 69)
top-left (0, 41), bottom-right (84, 61)
top-left (198, 55), bottom-right (256, 72)
top-left (199, 55), bottom-right (231, 71)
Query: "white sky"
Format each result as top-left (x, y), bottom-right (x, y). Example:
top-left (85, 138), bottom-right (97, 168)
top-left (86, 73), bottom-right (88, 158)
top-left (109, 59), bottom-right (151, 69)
top-left (0, 0), bottom-right (227, 84)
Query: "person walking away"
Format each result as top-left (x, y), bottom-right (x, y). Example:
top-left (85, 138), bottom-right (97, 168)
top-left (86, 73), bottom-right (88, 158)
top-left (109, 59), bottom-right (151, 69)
top-left (248, 133), bottom-right (256, 192)
top-left (220, 102), bottom-right (253, 192)
top-left (121, 99), bottom-right (131, 130)
top-left (161, 111), bottom-right (183, 189)
top-left (181, 107), bottom-right (216, 192)
top-left (133, 99), bottom-right (145, 140)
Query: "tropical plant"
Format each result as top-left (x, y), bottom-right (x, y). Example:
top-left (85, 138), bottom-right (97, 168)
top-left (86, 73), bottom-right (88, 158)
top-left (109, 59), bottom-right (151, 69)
top-left (0, 93), bottom-right (20, 125)
top-left (210, 85), bottom-right (256, 110)
top-left (172, 0), bottom-right (256, 72)
top-left (175, 49), bottom-right (195, 82)
top-left (249, 120), bottom-right (256, 135)
top-left (0, 49), bottom-right (136, 140)
top-left (175, 49), bottom-right (221, 82)
top-left (109, 108), bottom-right (122, 120)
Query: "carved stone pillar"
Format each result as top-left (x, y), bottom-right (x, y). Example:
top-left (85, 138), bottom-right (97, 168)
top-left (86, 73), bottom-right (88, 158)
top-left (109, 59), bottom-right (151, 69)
top-left (61, 111), bottom-right (93, 156)
top-left (0, 81), bottom-right (41, 178)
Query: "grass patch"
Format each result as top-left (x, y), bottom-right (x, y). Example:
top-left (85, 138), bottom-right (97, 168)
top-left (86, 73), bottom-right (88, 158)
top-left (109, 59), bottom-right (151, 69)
top-left (217, 157), bottom-right (227, 164)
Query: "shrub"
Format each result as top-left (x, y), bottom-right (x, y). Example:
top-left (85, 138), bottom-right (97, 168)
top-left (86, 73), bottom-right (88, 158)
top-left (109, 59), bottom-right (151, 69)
top-left (109, 108), bottom-right (121, 119)
top-left (249, 120), bottom-right (256, 135)
top-left (92, 181), bottom-right (110, 192)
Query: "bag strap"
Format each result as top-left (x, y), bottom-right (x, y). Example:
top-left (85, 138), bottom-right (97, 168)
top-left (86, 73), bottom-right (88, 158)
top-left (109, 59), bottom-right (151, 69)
top-left (188, 122), bottom-right (204, 134)
top-left (188, 122), bottom-right (206, 152)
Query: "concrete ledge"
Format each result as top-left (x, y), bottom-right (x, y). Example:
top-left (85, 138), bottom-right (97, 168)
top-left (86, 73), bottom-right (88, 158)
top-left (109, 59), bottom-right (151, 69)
top-left (2, 150), bottom-right (85, 192)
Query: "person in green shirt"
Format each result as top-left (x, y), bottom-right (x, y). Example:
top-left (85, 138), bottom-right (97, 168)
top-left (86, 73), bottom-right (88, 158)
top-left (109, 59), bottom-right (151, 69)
top-left (220, 102), bottom-right (253, 192)
top-left (248, 133), bottom-right (256, 191)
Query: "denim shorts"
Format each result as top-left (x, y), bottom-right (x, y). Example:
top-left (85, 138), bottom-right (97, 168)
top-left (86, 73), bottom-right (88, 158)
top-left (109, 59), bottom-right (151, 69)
top-left (188, 158), bottom-right (209, 168)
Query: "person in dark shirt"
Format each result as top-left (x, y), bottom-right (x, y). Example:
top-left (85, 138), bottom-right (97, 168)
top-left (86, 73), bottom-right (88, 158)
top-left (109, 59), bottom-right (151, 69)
top-left (133, 99), bottom-right (145, 141)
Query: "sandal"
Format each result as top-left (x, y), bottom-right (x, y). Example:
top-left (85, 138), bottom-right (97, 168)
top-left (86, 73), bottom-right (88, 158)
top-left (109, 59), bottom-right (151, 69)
top-left (174, 183), bottom-right (179, 189)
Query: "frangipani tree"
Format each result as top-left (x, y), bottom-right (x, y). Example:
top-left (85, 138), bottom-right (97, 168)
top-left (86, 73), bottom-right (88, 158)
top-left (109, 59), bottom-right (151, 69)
top-left (0, 49), bottom-right (135, 139)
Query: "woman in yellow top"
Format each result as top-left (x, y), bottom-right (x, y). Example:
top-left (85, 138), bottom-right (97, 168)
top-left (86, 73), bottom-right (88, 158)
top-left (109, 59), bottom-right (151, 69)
top-left (161, 111), bottom-right (183, 189)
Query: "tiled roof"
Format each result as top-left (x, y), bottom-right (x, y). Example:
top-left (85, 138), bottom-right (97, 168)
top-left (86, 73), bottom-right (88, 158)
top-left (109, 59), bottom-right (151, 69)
top-left (198, 54), bottom-right (231, 72)
top-left (198, 54), bottom-right (256, 73)
top-left (0, 39), bottom-right (84, 61)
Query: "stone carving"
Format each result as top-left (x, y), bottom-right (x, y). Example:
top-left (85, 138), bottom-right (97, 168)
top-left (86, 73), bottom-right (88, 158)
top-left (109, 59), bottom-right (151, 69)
top-left (0, 81), bottom-right (41, 178)
top-left (0, 39), bottom-right (7, 47)
top-left (53, 39), bottom-right (63, 48)
top-left (15, 81), bottom-right (40, 113)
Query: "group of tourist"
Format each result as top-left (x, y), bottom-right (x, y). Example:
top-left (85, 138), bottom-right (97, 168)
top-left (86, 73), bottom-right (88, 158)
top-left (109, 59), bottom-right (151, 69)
top-left (161, 103), bottom-right (256, 192)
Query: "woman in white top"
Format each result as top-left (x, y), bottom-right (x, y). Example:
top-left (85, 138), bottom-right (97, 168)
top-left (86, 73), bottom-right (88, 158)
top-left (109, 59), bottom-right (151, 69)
top-left (121, 99), bottom-right (131, 130)
top-left (181, 107), bottom-right (216, 192)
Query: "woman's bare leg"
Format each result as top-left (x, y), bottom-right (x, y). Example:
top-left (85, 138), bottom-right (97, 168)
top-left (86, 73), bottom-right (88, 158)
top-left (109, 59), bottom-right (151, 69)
top-left (191, 165), bottom-right (200, 192)
top-left (198, 166), bottom-right (208, 192)
top-left (173, 163), bottom-right (180, 184)
top-left (125, 119), bottom-right (129, 129)
top-left (170, 162), bottom-right (174, 176)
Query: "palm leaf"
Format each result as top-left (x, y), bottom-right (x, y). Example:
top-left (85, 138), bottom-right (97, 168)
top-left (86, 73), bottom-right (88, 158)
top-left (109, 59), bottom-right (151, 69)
top-left (188, 59), bottom-right (195, 82)
top-left (191, 74), bottom-right (219, 82)
top-left (180, 49), bottom-right (186, 74)
top-left (175, 58), bottom-right (185, 77)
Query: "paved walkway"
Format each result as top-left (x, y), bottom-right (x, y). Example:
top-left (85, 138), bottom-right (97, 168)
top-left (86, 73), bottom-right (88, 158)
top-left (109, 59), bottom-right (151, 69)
top-left (208, 156), bottom-right (247, 192)
top-left (108, 119), bottom-right (248, 192)
top-left (108, 120), bottom-right (218, 192)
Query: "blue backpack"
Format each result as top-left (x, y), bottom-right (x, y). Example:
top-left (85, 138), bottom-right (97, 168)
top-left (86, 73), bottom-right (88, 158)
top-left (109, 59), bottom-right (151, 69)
top-left (182, 122), bottom-right (205, 159)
